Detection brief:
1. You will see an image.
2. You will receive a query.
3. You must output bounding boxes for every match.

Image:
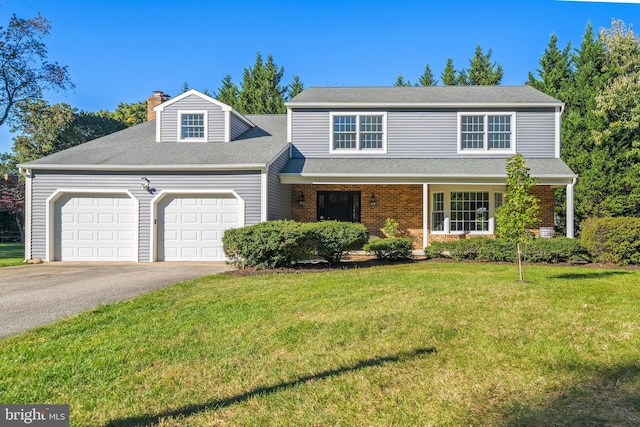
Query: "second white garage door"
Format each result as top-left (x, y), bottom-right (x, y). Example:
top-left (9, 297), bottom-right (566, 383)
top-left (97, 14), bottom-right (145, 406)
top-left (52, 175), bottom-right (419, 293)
top-left (158, 194), bottom-right (242, 261)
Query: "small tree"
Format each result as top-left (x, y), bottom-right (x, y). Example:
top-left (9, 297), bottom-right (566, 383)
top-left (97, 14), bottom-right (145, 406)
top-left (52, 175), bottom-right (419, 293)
top-left (495, 154), bottom-right (540, 281)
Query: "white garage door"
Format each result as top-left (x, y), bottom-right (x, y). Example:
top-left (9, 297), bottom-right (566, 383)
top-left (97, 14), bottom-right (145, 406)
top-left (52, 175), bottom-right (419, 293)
top-left (158, 194), bottom-right (241, 261)
top-left (55, 194), bottom-right (136, 261)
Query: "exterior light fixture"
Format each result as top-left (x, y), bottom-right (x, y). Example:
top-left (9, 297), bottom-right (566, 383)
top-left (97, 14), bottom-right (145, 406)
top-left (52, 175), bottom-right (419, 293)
top-left (298, 193), bottom-right (306, 207)
top-left (370, 194), bottom-right (377, 207)
top-left (140, 177), bottom-right (151, 192)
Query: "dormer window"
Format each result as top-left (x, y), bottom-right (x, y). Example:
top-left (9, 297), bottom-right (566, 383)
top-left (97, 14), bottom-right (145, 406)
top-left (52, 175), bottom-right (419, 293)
top-left (458, 112), bottom-right (515, 153)
top-left (330, 112), bottom-right (387, 153)
top-left (178, 111), bottom-right (207, 141)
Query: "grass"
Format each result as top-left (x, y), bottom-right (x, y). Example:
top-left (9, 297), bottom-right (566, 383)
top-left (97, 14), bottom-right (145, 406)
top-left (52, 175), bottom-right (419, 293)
top-left (0, 242), bottom-right (24, 266)
top-left (0, 261), bottom-right (639, 426)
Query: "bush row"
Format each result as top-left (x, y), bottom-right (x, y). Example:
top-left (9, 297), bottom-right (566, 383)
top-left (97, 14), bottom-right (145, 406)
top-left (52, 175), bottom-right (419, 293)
top-left (222, 220), bottom-right (368, 268)
top-left (425, 237), bottom-right (587, 264)
top-left (580, 217), bottom-right (640, 265)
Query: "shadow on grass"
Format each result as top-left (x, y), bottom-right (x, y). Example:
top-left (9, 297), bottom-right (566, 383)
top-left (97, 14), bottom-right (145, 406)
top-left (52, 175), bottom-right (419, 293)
top-left (502, 363), bottom-right (640, 426)
top-left (550, 271), bottom-right (631, 280)
top-left (104, 347), bottom-right (437, 427)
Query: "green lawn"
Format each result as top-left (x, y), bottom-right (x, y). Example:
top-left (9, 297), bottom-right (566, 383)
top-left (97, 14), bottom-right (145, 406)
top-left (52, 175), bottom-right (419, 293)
top-left (1, 262), bottom-right (639, 426)
top-left (0, 243), bottom-right (24, 266)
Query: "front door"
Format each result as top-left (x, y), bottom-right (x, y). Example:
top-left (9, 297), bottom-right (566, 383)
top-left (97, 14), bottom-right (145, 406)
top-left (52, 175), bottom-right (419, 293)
top-left (317, 191), bottom-right (361, 222)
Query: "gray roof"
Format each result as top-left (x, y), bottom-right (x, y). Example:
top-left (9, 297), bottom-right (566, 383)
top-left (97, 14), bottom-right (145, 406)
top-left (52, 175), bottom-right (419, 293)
top-left (287, 85), bottom-right (562, 106)
top-left (280, 157), bottom-right (576, 184)
top-left (20, 115), bottom-right (289, 170)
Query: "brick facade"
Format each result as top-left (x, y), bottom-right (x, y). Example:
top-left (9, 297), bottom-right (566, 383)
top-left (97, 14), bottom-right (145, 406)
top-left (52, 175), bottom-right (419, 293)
top-left (292, 184), bottom-right (556, 249)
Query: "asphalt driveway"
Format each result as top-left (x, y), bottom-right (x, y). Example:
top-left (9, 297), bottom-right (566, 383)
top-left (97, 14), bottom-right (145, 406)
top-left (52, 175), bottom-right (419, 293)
top-left (0, 262), bottom-right (229, 338)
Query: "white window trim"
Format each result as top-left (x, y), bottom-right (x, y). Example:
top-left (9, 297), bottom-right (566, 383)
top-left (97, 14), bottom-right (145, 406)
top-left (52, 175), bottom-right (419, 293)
top-left (329, 112), bottom-right (387, 154)
top-left (429, 186), bottom-right (505, 235)
top-left (457, 112), bottom-right (516, 154)
top-left (177, 110), bottom-right (208, 142)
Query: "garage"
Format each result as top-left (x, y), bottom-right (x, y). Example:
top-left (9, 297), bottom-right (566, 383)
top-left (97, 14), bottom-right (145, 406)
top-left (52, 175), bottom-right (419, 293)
top-left (54, 194), bottom-right (137, 261)
top-left (157, 193), bottom-right (243, 261)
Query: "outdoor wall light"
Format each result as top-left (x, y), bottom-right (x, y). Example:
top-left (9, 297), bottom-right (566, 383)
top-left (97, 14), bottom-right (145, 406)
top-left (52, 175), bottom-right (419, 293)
top-left (370, 194), bottom-right (377, 207)
top-left (140, 177), bottom-right (151, 192)
top-left (298, 193), bottom-right (306, 207)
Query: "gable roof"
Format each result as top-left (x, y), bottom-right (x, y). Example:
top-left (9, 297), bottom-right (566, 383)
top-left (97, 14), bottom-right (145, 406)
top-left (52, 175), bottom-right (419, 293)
top-left (20, 115), bottom-right (287, 171)
top-left (286, 85), bottom-right (563, 108)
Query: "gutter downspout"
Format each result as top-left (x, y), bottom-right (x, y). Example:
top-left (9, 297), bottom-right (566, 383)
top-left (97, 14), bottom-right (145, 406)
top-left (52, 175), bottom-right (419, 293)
top-left (18, 167), bottom-right (32, 262)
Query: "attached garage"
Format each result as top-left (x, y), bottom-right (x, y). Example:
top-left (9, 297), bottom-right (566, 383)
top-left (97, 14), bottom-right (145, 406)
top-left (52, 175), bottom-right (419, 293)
top-left (154, 192), bottom-right (244, 261)
top-left (52, 193), bottom-right (137, 261)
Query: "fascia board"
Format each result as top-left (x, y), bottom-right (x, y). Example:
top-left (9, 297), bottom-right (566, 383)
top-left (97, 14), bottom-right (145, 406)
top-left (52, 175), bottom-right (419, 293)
top-left (24, 163), bottom-right (268, 172)
top-left (285, 102), bottom-right (564, 109)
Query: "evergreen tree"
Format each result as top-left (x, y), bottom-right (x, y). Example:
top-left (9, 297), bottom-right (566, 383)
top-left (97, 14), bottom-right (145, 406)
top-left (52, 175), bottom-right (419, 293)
top-left (237, 52), bottom-right (287, 114)
top-left (417, 63), bottom-right (437, 86)
top-left (526, 34), bottom-right (573, 99)
top-left (215, 74), bottom-right (239, 109)
top-left (459, 45), bottom-right (503, 85)
top-left (441, 58), bottom-right (458, 86)
top-left (394, 73), bottom-right (411, 86)
top-left (287, 74), bottom-right (304, 99)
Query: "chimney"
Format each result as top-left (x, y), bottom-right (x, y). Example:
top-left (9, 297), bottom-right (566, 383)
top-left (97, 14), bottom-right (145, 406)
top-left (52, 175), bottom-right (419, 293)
top-left (147, 90), bottom-right (170, 121)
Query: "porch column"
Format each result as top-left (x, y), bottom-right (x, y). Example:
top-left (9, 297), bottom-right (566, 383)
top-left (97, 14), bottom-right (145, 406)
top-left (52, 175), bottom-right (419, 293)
top-left (566, 178), bottom-right (575, 238)
top-left (423, 183), bottom-right (429, 250)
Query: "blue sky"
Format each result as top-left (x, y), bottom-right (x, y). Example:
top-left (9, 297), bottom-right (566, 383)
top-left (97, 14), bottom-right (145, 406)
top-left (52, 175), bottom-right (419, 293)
top-left (1, 0), bottom-right (639, 154)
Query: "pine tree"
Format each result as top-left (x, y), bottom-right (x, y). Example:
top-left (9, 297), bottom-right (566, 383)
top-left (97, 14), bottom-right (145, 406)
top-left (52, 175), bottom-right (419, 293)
top-left (417, 63), bottom-right (437, 86)
top-left (394, 73), bottom-right (411, 86)
top-left (287, 74), bottom-right (304, 100)
top-left (526, 34), bottom-right (572, 99)
top-left (215, 74), bottom-right (239, 109)
top-left (441, 58), bottom-right (458, 86)
top-left (237, 52), bottom-right (287, 114)
top-left (459, 45), bottom-right (503, 85)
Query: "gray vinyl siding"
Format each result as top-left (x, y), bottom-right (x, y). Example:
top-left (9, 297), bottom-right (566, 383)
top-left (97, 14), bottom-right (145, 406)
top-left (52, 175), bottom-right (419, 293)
top-left (160, 94), bottom-right (225, 142)
top-left (291, 108), bottom-right (557, 159)
top-left (30, 170), bottom-right (262, 261)
top-left (267, 148), bottom-right (293, 220)
top-left (230, 114), bottom-right (252, 140)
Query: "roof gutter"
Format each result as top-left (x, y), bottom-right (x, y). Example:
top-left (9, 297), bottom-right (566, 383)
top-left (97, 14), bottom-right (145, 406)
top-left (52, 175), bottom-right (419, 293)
top-left (17, 163), bottom-right (269, 172)
top-left (285, 102), bottom-right (564, 109)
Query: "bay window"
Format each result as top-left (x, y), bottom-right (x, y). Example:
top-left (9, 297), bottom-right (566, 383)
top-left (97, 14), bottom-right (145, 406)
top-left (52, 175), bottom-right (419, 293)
top-left (430, 189), bottom-right (505, 234)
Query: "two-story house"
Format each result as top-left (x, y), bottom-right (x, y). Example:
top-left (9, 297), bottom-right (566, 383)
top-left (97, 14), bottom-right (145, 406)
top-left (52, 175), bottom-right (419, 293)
top-left (19, 86), bottom-right (576, 262)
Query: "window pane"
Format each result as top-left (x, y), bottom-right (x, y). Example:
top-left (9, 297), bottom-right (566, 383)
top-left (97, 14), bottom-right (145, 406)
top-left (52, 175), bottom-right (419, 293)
top-left (333, 116), bottom-right (357, 149)
top-left (488, 115), bottom-right (511, 149)
top-left (182, 113), bottom-right (205, 139)
top-left (360, 115), bottom-right (383, 149)
top-left (461, 116), bottom-right (484, 150)
top-left (450, 191), bottom-right (489, 232)
top-left (432, 192), bottom-right (445, 231)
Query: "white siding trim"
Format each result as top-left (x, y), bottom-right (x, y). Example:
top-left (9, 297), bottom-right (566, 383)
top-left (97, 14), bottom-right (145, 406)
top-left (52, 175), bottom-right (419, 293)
top-left (20, 168), bottom-right (33, 261)
top-left (261, 171), bottom-right (268, 222)
top-left (566, 178), bottom-right (575, 238)
top-left (45, 189), bottom-right (139, 262)
top-left (224, 110), bottom-right (231, 142)
top-left (287, 107), bottom-right (292, 143)
top-left (149, 189), bottom-right (246, 262)
top-left (155, 111), bottom-right (161, 142)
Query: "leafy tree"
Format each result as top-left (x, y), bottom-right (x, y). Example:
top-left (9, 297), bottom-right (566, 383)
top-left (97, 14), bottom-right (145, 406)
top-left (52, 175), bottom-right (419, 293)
top-left (495, 154), bottom-right (540, 281)
top-left (0, 12), bottom-right (73, 127)
top-left (0, 175), bottom-right (24, 241)
top-left (215, 74), bottom-right (239, 108)
top-left (459, 45), bottom-right (503, 85)
top-left (441, 58), bottom-right (458, 86)
top-left (394, 73), bottom-right (411, 86)
top-left (237, 52), bottom-right (287, 114)
top-left (287, 74), bottom-right (304, 99)
top-left (417, 63), bottom-right (437, 86)
top-left (109, 101), bottom-right (147, 126)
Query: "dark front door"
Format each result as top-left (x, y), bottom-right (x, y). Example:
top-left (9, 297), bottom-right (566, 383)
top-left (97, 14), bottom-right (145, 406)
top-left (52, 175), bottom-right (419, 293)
top-left (317, 191), bottom-right (361, 222)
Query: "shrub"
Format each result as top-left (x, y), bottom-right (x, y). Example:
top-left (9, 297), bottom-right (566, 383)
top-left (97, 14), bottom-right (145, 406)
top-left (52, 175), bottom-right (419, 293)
top-left (383, 218), bottom-right (400, 238)
top-left (308, 221), bottom-right (369, 263)
top-left (222, 220), bottom-right (314, 268)
top-left (364, 237), bottom-right (413, 260)
top-left (580, 217), bottom-right (640, 265)
top-left (425, 237), bottom-right (586, 264)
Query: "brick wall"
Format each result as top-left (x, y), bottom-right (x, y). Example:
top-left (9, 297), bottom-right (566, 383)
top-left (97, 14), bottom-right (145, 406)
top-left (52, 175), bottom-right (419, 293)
top-left (292, 184), bottom-right (423, 247)
top-left (531, 185), bottom-right (554, 228)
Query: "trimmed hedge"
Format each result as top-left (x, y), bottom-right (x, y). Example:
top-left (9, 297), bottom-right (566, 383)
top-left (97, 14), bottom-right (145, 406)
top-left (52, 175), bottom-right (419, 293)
top-left (309, 221), bottom-right (369, 263)
top-left (425, 237), bottom-right (587, 264)
top-left (222, 220), bottom-right (369, 268)
top-left (580, 217), bottom-right (640, 265)
top-left (364, 237), bottom-right (413, 260)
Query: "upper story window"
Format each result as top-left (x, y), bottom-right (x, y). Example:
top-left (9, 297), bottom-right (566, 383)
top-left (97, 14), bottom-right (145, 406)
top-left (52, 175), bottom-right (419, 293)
top-left (458, 113), bottom-right (515, 153)
top-left (178, 111), bottom-right (207, 141)
top-left (330, 112), bottom-right (386, 153)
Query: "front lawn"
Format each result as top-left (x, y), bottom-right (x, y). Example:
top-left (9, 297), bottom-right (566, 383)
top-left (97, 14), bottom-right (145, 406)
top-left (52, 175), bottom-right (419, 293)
top-left (0, 262), bottom-right (639, 426)
top-left (0, 243), bottom-right (24, 266)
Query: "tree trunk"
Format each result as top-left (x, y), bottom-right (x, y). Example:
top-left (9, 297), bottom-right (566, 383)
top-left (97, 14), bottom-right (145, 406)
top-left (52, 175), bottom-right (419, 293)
top-left (517, 241), bottom-right (524, 282)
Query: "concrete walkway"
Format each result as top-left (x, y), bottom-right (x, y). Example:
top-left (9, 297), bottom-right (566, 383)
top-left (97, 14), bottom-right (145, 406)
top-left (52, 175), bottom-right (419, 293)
top-left (0, 262), bottom-right (229, 338)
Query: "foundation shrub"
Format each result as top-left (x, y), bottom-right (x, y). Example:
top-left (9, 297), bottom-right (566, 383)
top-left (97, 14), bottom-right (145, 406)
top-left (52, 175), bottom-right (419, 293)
top-left (363, 237), bottom-right (413, 260)
top-left (308, 221), bottom-right (369, 263)
top-left (580, 217), bottom-right (640, 265)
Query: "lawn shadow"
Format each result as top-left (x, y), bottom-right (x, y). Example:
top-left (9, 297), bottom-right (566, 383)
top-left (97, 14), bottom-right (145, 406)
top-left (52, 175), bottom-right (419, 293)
top-left (104, 347), bottom-right (437, 427)
top-left (549, 271), bottom-right (631, 280)
top-left (501, 363), bottom-right (640, 426)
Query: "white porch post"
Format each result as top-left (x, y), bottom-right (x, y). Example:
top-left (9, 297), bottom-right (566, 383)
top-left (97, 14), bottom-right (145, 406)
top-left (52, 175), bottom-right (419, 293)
top-left (423, 183), bottom-right (429, 250)
top-left (566, 178), bottom-right (575, 238)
